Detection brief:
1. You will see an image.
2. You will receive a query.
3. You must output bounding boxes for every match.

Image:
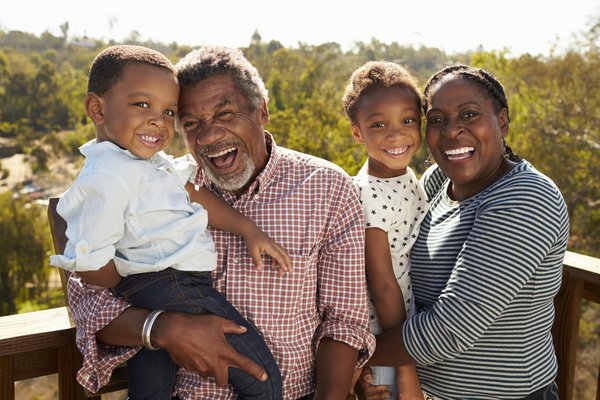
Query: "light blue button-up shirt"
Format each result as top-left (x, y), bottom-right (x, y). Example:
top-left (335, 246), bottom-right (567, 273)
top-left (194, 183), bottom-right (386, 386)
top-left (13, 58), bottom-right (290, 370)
top-left (50, 140), bottom-right (217, 277)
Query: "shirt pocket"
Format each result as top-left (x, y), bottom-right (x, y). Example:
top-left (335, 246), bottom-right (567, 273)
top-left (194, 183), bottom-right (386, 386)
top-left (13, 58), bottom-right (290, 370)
top-left (245, 252), bottom-right (317, 319)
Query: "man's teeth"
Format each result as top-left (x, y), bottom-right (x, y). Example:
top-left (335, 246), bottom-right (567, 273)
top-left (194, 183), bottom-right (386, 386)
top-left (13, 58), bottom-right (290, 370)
top-left (207, 147), bottom-right (236, 158)
top-left (141, 135), bottom-right (159, 143)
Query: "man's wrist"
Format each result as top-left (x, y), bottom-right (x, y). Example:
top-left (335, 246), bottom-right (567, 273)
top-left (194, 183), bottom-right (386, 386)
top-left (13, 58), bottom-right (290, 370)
top-left (142, 309), bottom-right (166, 350)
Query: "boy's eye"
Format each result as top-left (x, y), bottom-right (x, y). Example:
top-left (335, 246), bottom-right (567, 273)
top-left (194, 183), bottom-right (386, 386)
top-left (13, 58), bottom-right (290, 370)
top-left (370, 121), bottom-right (385, 128)
top-left (403, 117), bottom-right (416, 124)
top-left (135, 102), bottom-right (150, 108)
top-left (463, 111), bottom-right (479, 119)
top-left (164, 109), bottom-right (175, 117)
top-left (427, 116), bottom-right (444, 125)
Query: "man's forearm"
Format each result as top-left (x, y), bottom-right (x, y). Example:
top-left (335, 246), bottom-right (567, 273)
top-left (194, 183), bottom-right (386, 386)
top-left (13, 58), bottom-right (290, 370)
top-left (96, 307), bottom-right (150, 346)
top-left (315, 338), bottom-right (359, 400)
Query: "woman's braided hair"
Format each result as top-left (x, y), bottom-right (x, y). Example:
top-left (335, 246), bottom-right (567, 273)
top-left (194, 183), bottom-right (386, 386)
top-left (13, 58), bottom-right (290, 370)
top-left (423, 65), bottom-right (520, 162)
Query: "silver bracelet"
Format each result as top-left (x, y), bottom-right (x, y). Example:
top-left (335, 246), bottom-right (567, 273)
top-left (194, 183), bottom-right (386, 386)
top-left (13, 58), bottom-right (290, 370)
top-left (142, 309), bottom-right (166, 350)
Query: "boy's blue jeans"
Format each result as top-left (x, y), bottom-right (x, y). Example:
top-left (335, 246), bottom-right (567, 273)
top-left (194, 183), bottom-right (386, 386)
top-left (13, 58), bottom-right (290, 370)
top-left (111, 268), bottom-right (282, 400)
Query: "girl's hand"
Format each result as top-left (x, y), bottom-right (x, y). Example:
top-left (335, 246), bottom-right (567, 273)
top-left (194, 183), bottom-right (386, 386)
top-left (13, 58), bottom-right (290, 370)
top-left (355, 367), bottom-right (393, 400)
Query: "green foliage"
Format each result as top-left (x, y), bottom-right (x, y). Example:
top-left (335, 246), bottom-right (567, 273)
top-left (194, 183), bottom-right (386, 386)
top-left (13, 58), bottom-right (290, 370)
top-left (0, 28), bottom-right (599, 395)
top-left (0, 192), bottom-right (53, 316)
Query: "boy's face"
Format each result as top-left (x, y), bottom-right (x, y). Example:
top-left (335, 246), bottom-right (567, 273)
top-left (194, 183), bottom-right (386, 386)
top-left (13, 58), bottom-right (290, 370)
top-left (92, 63), bottom-right (179, 159)
top-left (351, 86), bottom-right (422, 178)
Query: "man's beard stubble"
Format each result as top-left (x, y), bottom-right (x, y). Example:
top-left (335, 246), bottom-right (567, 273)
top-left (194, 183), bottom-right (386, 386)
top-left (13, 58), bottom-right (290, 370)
top-left (201, 154), bottom-right (256, 192)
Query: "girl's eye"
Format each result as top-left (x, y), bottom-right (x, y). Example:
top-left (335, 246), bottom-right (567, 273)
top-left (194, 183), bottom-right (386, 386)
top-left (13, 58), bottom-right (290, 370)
top-left (403, 117), bottom-right (416, 124)
top-left (370, 121), bottom-right (385, 128)
top-left (135, 102), bottom-right (150, 108)
top-left (463, 111), bottom-right (479, 119)
top-left (164, 109), bottom-right (175, 117)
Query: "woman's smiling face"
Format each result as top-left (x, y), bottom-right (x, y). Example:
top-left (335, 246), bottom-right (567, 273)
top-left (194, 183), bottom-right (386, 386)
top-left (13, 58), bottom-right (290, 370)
top-left (425, 78), bottom-right (509, 200)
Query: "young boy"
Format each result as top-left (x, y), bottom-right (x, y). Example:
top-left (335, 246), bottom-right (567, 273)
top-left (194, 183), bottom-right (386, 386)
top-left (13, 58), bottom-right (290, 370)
top-left (50, 45), bottom-right (288, 400)
top-left (342, 61), bottom-right (429, 399)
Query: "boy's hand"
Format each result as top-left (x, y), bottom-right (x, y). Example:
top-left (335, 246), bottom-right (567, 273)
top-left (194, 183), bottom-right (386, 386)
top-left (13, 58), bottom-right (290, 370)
top-left (245, 229), bottom-right (292, 276)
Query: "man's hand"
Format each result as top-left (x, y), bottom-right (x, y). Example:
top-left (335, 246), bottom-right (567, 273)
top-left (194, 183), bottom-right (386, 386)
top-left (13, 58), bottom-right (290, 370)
top-left (153, 312), bottom-right (267, 387)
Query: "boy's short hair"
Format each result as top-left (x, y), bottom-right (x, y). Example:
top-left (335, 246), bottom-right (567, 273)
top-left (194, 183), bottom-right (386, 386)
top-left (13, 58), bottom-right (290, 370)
top-left (87, 45), bottom-right (175, 95)
top-left (342, 61), bottom-right (422, 124)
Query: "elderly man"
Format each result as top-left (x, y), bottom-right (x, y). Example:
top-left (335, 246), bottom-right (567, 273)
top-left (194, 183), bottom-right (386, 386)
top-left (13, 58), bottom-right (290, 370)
top-left (67, 46), bottom-right (374, 400)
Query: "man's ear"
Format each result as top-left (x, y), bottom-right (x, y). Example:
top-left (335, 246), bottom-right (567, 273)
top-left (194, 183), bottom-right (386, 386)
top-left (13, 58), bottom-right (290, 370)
top-left (84, 92), bottom-right (105, 125)
top-left (351, 123), bottom-right (364, 144)
top-left (259, 100), bottom-right (269, 125)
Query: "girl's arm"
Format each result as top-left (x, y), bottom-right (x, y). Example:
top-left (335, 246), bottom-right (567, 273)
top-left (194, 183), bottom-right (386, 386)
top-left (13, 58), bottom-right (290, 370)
top-left (365, 228), bottom-right (422, 399)
top-left (186, 183), bottom-right (291, 274)
top-left (365, 228), bottom-right (406, 329)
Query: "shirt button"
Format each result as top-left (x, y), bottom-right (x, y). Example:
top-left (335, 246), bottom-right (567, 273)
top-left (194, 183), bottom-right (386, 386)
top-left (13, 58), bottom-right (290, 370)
top-left (79, 246), bottom-right (87, 253)
top-left (232, 258), bottom-right (239, 264)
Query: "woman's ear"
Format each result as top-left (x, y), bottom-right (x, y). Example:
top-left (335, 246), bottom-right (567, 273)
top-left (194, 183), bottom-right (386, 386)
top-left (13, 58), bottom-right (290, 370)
top-left (351, 124), bottom-right (364, 144)
top-left (498, 107), bottom-right (509, 133)
top-left (84, 92), bottom-right (105, 125)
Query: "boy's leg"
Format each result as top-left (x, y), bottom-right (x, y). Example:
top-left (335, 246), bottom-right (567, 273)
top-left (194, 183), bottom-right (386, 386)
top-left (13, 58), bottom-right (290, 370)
top-left (114, 269), bottom-right (282, 399)
top-left (149, 270), bottom-right (283, 400)
top-left (200, 288), bottom-right (283, 400)
top-left (126, 348), bottom-right (177, 400)
top-left (111, 270), bottom-right (185, 400)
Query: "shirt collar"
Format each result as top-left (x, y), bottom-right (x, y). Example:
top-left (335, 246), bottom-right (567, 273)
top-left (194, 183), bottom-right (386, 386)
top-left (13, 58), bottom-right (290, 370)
top-left (80, 139), bottom-right (166, 165)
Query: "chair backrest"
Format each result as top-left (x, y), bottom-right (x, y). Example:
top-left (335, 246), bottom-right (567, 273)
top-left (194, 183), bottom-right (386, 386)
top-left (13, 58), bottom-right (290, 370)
top-left (46, 197), bottom-right (129, 397)
top-left (47, 197), bottom-right (71, 301)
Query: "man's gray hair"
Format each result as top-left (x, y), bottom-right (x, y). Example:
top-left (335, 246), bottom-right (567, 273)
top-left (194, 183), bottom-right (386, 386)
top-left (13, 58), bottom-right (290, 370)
top-left (176, 46), bottom-right (269, 111)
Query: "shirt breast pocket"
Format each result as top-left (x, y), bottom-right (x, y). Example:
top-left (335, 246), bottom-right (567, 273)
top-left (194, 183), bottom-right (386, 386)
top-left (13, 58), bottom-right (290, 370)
top-left (246, 252), bottom-right (316, 318)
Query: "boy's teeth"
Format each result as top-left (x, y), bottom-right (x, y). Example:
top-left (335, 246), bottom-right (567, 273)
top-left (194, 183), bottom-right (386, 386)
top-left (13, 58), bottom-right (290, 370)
top-left (141, 135), bottom-right (159, 142)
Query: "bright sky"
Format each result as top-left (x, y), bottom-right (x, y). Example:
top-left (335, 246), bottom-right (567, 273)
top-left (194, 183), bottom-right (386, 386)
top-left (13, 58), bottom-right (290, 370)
top-left (2, 0), bottom-right (599, 57)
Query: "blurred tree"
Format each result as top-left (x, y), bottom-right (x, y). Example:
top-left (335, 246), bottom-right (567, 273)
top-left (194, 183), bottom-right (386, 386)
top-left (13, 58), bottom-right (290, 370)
top-left (0, 193), bottom-right (52, 316)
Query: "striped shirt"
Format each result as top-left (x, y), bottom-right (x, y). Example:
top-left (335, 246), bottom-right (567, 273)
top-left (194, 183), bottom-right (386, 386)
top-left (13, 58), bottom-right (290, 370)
top-left (404, 160), bottom-right (569, 399)
top-left (67, 132), bottom-right (375, 399)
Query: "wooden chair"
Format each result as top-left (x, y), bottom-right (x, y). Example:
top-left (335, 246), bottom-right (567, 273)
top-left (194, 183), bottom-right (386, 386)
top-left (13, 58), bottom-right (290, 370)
top-left (47, 197), bottom-right (128, 399)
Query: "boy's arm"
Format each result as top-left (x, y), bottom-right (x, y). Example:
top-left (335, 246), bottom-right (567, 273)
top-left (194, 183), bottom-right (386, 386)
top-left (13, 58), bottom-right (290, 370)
top-left (186, 183), bottom-right (254, 235)
top-left (186, 183), bottom-right (291, 273)
top-left (365, 228), bottom-right (407, 330)
top-left (77, 260), bottom-right (122, 288)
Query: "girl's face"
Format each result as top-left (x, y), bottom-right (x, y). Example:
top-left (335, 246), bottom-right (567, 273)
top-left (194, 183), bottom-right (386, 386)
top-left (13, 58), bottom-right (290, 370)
top-left (425, 78), bottom-right (509, 200)
top-left (351, 86), bottom-right (422, 178)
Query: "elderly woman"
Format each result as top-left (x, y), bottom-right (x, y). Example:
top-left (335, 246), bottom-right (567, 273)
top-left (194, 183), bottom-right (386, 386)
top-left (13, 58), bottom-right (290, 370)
top-left (359, 65), bottom-right (569, 400)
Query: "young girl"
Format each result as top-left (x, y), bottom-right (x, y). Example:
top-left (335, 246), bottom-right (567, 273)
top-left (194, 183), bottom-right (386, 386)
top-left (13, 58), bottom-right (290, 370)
top-left (343, 61), bottom-right (428, 399)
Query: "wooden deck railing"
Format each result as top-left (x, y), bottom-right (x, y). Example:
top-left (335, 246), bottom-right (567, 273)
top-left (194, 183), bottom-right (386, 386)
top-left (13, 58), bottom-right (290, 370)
top-left (1, 250), bottom-right (599, 399)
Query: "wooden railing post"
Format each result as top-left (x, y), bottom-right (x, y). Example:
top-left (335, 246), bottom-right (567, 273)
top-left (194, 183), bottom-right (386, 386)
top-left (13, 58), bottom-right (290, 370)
top-left (552, 268), bottom-right (583, 400)
top-left (0, 354), bottom-right (15, 400)
top-left (57, 342), bottom-right (87, 400)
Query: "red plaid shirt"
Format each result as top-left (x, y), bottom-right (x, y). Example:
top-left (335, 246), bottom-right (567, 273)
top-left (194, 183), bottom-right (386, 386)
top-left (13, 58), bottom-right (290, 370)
top-left (68, 133), bottom-right (375, 399)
